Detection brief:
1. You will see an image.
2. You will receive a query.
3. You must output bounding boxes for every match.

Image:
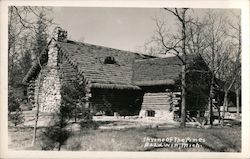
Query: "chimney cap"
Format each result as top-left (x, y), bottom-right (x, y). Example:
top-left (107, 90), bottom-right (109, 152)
top-left (53, 27), bottom-right (67, 42)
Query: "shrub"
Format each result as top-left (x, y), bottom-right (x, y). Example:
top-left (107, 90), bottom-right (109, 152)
top-left (40, 113), bottom-right (71, 151)
top-left (8, 89), bottom-right (20, 112)
top-left (40, 103), bottom-right (73, 151)
top-left (9, 110), bottom-right (24, 126)
top-left (41, 124), bottom-right (71, 150)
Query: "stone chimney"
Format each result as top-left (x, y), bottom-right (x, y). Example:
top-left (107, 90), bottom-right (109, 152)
top-left (36, 27), bottom-right (67, 113)
top-left (47, 27), bottom-right (67, 67)
top-left (53, 27), bottom-right (68, 42)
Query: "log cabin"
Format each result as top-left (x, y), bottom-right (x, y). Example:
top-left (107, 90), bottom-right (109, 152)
top-left (22, 27), bottom-right (211, 121)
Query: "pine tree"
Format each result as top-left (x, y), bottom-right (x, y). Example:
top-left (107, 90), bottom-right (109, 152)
top-left (33, 12), bottom-right (48, 58)
top-left (32, 11), bottom-right (50, 146)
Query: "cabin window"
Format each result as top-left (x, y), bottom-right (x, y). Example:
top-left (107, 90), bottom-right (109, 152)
top-left (146, 110), bottom-right (155, 117)
top-left (104, 56), bottom-right (116, 64)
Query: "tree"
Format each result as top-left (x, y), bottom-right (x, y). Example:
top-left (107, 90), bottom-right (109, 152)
top-left (150, 8), bottom-right (190, 127)
top-left (219, 13), bottom-right (241, 124)
top-left (8, 7), bottom-right (53, 85)
top-left (31, 11), bottom-right (51, 146)
top-left (8, 6), bottom-right (53, 110)
top-left (226, 13), bottom-right (241, 116)
top-left (145, 9), bottom-right (241, 126)
top-left (219, 47), bottom-right (240, 125)
top-left (33, 12), bottom-right (49, 59)
top-left (40, 102), bottom-right (72, 151)
top-left (198, 10), bottom-right (231, 125)
top-left (8, 6), bottom-right (53, 146)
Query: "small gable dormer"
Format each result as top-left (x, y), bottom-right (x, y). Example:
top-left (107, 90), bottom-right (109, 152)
top-left (104, 56), bottom-right (116, 64)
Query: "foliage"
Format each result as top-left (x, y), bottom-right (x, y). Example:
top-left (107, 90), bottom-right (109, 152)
top-left (8, 6), bottom-right (53, 110)
top-left (9, 110), bottom-right (24, 126)
top-left (8, 6), bottom-right (52, 82)
top-left (186, 56), bottom-right (211, 111)
top-left (40, 105), bottom-right (72, 150)
top-left (40, 79), bottom-right (88, 150)
top-left (33, 12), bottom-right (49, 59)
top-left (61, 79), bottom-right (86, 121)
top-left (40, 122), bottom-right (71, 150)
top-left (8, 87), bottom-right (20, 112)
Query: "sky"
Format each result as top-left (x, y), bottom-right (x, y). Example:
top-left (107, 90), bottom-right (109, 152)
top-left (52, 7), bottom-right (240, 52)
top-left (53, 7), bottom-right (166, 52)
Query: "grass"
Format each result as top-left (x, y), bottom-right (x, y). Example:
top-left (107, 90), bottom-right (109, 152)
top-left (8, 123), bottom-right (241, 152)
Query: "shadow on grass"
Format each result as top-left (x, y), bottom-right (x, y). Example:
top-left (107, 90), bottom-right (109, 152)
top-left (211, 132), bottom-right (241, 152)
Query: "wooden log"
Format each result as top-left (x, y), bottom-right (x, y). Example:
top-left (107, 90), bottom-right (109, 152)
top-left (143, 101), bottom-right (170, 103)
top-left (144, 93), bottom-right (171, 96)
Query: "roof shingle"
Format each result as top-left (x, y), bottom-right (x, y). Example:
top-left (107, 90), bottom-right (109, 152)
top-left (132, 55), bottom-right (197, 86)
top-left (58, 41), bottom-right (152, 89)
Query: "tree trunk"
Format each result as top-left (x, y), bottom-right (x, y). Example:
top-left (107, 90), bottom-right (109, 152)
top-left (218, 105), bottom-right (221, 123)
top-left (31, 75), bottom-right (41, 146)
top-left (32, 58), bottom-right (43, 146)
top-left (180, 64), bottom-right (186, 128)
top-left (221, 90), bottom-right (228, 126)
top-left (58, 144), bottom-right (61, 151)
top-left (180, 10), bottom-right (187, 128)
top-left (207, 75), bottom-right (214, 125)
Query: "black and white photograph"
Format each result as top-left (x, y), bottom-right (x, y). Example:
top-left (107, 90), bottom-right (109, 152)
top-left (0, 0), bottom-right (249, 158)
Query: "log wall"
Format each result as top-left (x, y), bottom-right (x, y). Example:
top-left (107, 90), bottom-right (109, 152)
top-left (139, 92), bottom-right (181, 120)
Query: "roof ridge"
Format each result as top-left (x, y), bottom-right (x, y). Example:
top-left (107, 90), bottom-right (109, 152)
top-left (134, 54), bottom-right (197, 63)
top-left (63, 40), bottom-right (156, 58)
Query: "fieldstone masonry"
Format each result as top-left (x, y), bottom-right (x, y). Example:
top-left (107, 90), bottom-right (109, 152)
top-left (32, 27), bottom-right (67, 113)
top-left (35, 68), bottom-right (61, 112)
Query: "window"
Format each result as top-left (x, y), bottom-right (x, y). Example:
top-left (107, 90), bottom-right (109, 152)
top-left (104, 56), bottom-right (116, 64)
top-left (146, 110), bottom-right (155, 117)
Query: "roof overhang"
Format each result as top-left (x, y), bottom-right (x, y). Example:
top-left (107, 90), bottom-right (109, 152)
top-left (89, 83), bottom-right (141, 90)
top-left (133, 79), bottom-right (176, 86)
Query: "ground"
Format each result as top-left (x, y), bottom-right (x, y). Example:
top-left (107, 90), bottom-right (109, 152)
top-left (8, 116), bottom-right (241, 152)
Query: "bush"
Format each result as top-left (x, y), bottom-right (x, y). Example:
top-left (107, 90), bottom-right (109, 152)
top-left (40, 124), bottom-right (71, 150)
top-left (9, 110), bottom-right (24, 126)
top-left (8, 89), bottom-right (20, 112)
top-left (40, 111), bottom-right (72, 151)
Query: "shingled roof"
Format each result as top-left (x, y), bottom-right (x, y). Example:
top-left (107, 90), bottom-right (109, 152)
top-left (23, 32), bottom-right (204, 90)
top-left (132, 54), bottom-right (198, 86)
top-left (23, 39), bottom-right (154, 90)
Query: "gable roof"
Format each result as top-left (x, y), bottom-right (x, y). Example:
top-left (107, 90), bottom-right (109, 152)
top-left (22, 48), bottom-right (48, 84)
top-left (23, 39), bottom-right (154, 90)
top-left (132, 54), bottom-right (199, 86)
top-left (23, 37), bottom-right (207, 90)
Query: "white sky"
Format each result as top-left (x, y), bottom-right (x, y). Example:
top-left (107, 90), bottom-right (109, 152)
top-left (52, 7), bottom-right (240, 52)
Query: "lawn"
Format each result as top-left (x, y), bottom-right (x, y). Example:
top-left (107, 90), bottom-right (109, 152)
top-left (8, 123), bottom-right (241, 152)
